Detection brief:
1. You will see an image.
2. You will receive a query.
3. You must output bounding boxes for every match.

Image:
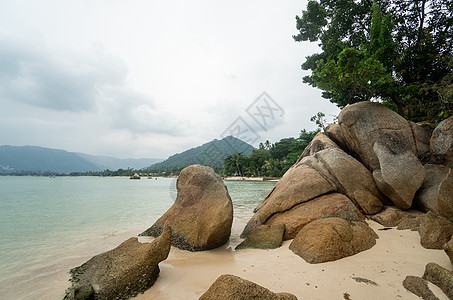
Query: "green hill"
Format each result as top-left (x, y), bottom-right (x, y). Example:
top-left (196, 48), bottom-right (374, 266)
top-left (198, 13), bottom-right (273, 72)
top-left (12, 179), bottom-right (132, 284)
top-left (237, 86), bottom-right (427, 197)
top-left (146, 136), bottom-right (254, 173)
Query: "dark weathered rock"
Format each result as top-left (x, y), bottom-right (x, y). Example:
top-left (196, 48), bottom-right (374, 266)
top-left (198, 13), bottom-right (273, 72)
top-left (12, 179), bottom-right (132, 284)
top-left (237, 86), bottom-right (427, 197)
top-left (444, 236), bottom-right (453, 266)
top-left (64, 223), bottom-right (172, 300)
top-left (419, 212), bottom-right (453, 249)
top-left (289, 217), bottom-right (378, 264)
top-left (431, 116), bottom-right (453, 168)
top-left (140, 165), bottom-right (233, 251)
top-left (372, 133), bottom-right (425, 210)
top-left (423, 262), bottom-right (453, 299)
top-left (403, 276), bottom-right (439, 300)
top-left (198, 274), bottom-right (298, 300)
top-left (235, 224), bottom-right (285, 250)
top-left (338, 101), bottom-right (417, 171)
top-left (397, 215), bottom-right (425, 231)
top-left (415, 164), bottom-right (453, 222)
top-left (371, 206), bottom-right (414, 227)
top-left (265, 193), bottom-right (364, 240)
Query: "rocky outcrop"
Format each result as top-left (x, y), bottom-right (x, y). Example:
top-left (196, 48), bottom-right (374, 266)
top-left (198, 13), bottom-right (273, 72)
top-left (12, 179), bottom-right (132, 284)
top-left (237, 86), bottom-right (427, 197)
top-left (324, 124), bottom-right (348, 151)
top-left (371, 206), bottom-right (414, 227)
top-left (430, 116), bottom-right (453, 168)
top-left (419, 212), bottom-right (453, 249)
top-left (198, 274), bottom-right (298, 300)
top-left (444, 236), bottom-right (453, 266)
top-left (423, 262), bottom-right (453, 299)
top-left (403, 276), bottom-right (439, 300)
top-left (415, 164), bottom-right (453, 221)
top-left (289, 217), bottom-right (378, 264)
top-left (235, 224), bottom-right (285, 250)
top-left (372, 133), bottom-right (425, 209)
top-left (130, 173), bottom-right (141, 179)
top-left (140, 165), bottom-right (233, 251)
top-left (64, 223), bottom-right (172, 300)
top-left (265, 193), bottom-right (364, 240)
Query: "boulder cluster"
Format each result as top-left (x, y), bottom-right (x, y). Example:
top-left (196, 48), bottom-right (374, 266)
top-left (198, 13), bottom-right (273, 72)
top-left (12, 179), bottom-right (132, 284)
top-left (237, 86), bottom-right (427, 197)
top-left (63, 102), bottom-right (452, 299)
top-left (242, 102), bottom-right (453, 266)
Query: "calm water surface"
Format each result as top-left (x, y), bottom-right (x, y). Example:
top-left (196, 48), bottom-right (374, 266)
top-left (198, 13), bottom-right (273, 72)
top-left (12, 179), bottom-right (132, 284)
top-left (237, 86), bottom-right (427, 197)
top-left (0, 176), bottom-right (275, 299)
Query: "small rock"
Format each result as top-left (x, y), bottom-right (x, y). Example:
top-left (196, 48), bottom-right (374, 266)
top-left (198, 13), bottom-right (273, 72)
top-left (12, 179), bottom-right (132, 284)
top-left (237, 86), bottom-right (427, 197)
top-left (423, 262), bottom-right (453, 299)
top-left (419, 212), bottom-right (453, 249)
top-left (403, 275), bottom-right (439, 300)
top-left (371, 206), bottom-right (414, 227)
top-left (235, 224), bottom-right (285, 250)
top-left (198, 274), bottom-right (298, 300)
top-left (397, 215), bottom-right (425, 231)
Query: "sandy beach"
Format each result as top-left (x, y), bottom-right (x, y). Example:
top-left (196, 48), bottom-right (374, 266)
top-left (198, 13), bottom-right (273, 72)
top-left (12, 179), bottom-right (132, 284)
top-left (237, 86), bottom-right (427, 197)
top-left (133, 218), bottom-right (451, 300)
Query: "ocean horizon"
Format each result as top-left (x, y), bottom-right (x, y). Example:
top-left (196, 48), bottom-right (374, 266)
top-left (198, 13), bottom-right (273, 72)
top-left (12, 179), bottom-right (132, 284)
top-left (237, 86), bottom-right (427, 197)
top-left (0, 176), bottom-right (275, 299)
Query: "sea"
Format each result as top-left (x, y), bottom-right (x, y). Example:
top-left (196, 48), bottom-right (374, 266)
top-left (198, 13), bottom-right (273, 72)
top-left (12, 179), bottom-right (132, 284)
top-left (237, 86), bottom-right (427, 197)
top-left (0, 176), bottom-right (275, 299)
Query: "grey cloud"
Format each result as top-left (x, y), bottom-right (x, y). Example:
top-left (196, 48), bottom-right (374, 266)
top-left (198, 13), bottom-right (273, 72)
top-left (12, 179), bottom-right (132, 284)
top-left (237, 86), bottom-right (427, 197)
top-left (0, 36), bottom-right (127, 112)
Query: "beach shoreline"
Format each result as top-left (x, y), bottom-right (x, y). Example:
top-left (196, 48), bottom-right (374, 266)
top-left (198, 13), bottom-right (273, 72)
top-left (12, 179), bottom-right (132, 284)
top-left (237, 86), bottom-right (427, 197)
top-left (132, 219), bottom-right (451, 300)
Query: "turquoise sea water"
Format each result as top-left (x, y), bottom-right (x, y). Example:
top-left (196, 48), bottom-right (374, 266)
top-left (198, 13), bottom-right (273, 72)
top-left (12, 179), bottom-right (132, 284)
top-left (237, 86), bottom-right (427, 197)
top-left (0, 176), bottom-right (275, 299)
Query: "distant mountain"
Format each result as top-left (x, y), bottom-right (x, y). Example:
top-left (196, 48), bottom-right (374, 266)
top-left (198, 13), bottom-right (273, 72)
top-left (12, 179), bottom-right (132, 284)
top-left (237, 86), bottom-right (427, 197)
top-left (0, 145), bottom-right (163, 174)
top-left (75, 153), bottom-right (162, 171)
top-left (147, 136), bottom-right (255, 172)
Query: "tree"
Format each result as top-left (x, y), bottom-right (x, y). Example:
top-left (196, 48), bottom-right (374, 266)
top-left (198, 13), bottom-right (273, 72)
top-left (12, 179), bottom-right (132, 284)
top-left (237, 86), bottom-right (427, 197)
top-left (294, 0), bottom-right (453, 123)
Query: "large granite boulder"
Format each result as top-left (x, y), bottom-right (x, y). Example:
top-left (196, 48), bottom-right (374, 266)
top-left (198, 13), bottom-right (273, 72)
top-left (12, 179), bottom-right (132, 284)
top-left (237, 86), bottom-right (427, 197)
top-left (431, 116), bottom-right (453, 168)
top-left (338, 101), bottom-right (417, 170)
top-left (235, 224), bottom-right (285, 250)
top-left (255, 164), bottom-right (336, 224)
top-left (289, 217), bottom-right (378, 264)
top-left (140, 165), bottom-right (233, 251)
top-left (372, 133), bottom-right (425, 209)
top-left (64, 223), bottom-right (172, 300)
top-left (423, 262), bottom-right (453, 299)
top-left (304, 148), bottom-right (384, 214)
top-left (419, 212), bottom-right (453, 249)
top-left (415, 164), bottom-right (453, 221)
top-left (265, 193), bottom-right (364, 240)
top-left (403, 276), bottom-right (439, 300)
top-left (198, 274), bottom-right (298, 300)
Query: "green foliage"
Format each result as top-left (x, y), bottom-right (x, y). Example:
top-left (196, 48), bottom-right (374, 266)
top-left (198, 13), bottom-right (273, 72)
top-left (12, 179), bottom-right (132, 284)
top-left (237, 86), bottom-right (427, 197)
top-left (294, 0), bottom-right (453, 122)
top-left (223, 129), bottom-right (319, 177)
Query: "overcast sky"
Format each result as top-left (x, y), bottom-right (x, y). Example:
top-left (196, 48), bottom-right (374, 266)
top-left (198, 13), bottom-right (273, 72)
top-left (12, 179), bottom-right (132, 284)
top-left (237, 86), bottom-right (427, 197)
top-left (0, 0), bottom-right (340, 159)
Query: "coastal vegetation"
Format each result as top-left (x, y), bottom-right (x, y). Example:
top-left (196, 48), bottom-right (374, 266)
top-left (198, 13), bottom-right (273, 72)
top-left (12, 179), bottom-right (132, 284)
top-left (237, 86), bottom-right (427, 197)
top-left (223, 129), bottom-right (319, 177)
top-left (295, 0), bottom-right (452, 124)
